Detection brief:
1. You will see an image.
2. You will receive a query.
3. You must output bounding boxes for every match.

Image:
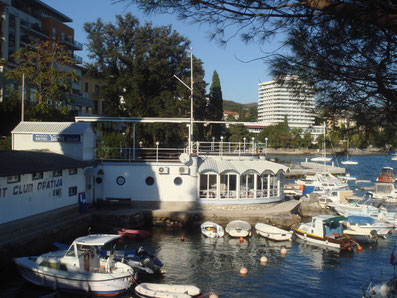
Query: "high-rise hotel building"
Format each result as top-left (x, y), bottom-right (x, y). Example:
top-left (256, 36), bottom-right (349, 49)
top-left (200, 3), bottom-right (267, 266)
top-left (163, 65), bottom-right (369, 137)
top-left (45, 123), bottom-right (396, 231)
top-left (258, 76), bottom-right (316, 130)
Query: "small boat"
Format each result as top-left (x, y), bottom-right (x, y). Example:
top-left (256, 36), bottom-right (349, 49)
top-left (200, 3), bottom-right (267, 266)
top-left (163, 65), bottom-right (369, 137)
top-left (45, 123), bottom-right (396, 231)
top-left (225, 220), bottom-right (251, 238)
top-left (342, 227), bottom-right (379, 243)
top-left (363, 276), bottom-right (397, 297)
top-left (135, 283), bottom-right (201, 298)
top-left (114, 227), bottom-right (151, 240)
top-left (341, 152), bottom-right (358, 165)
top-left (343, 215), bottom-right (393, 237)
top-left (53, 242), bottom-right (165, 276)
top-left (200, 221), bottom-right (225, 238)
top-left (15, 234), bottom-right (134, 296)
top-left (376, 167), bottom-right (395, 183)
top-left (292, 215), bottom-right (357, 250)
top-left (255, 223), bottom-right (292, 241)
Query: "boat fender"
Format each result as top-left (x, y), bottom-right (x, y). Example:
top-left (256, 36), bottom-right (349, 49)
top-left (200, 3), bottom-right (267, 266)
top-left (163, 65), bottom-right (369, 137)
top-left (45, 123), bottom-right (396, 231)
top-left (325, 239), bottom-right (328, 245)
top-left (304, 233), bottom-right (307, 241)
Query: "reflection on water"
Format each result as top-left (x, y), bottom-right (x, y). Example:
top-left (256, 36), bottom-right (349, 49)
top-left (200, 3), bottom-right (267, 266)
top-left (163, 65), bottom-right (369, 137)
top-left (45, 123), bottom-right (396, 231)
top-left (4, 227), bottom-right (397, 298)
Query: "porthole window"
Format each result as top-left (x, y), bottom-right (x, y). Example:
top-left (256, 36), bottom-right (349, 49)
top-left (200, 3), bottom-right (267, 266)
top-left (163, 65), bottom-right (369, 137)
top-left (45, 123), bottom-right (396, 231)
top-left (96, 177), bottom-right (103, 184)
top-left (174, 177), bottom-right (182, 186)
top-left (116, 176), bottom-right (126, 185)
top-left (145, 176), bottom-right (155, 186)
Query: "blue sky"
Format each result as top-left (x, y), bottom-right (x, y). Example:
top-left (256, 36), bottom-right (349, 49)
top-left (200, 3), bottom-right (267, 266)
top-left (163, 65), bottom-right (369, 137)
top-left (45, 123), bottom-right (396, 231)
top-left (42, 0), bottom-right (282, 104)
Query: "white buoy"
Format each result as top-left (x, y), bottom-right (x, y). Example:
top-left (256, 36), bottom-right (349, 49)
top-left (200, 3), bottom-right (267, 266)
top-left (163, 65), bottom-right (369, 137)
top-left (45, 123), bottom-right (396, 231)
top-left (281, 247), bottom-right (287, 256)
top-left (240, 267), bottom-right (248, 275)
top-left (260, 256), bottom-right (268, 264)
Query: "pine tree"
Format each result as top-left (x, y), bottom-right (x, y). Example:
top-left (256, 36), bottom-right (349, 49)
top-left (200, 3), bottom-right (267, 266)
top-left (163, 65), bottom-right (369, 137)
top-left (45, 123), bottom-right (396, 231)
top-left (207, 70), bottom-right (224, 139)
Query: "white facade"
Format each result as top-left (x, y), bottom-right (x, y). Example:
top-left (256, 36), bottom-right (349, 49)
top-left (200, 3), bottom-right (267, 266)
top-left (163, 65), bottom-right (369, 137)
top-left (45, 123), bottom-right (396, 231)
top-left (0, 167), bottom-right (87, 225)
top-left (258, 77), bottom-right (316, 130)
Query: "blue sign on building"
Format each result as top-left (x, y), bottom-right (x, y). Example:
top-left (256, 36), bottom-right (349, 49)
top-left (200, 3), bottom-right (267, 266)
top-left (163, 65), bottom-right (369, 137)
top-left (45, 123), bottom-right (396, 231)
top-left (33, 134), bottom-right (81, 143)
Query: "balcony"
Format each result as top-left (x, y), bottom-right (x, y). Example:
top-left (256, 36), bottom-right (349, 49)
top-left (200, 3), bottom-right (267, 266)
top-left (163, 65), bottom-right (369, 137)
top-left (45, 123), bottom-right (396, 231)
top-left (20, 21), bottom-right (49, 38)
top-left (72, 54), bottom-right (83, 64)
top-left (60, 35), bottom-right (83, 50)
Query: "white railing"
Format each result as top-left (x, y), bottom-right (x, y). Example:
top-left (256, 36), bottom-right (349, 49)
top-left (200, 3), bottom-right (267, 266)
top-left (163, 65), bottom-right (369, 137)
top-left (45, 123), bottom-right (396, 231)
top-left (193, 141), bottom-right (267, 156)
top-left (96, 141), bottom-right (268, 161)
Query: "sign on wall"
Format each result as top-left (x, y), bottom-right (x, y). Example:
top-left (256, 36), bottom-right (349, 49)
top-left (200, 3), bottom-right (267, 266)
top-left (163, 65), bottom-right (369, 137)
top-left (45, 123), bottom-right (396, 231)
top-left (33, 134), bottom-right (81, 143)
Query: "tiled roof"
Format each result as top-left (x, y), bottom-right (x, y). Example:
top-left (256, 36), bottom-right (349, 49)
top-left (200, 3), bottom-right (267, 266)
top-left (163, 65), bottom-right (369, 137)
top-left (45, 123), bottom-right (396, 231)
top-left (0, 150), bottom-right (95, 177)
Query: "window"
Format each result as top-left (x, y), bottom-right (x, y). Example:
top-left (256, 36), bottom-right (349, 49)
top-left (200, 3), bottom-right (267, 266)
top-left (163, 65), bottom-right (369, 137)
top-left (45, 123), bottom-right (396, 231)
top-left (69, 168), bottom-right (77, 175)
top-left (68, 186), bottom-right (77, 196)
top-left (145, 176), bottom-right (155, 186)
top-left (174, 177), bottom-right (182, 186)
top-left (53, 188), bottom-right (61, 198)
top-left (53, 170), bottom-right (62, 177)
top-left (85, 82), bottom-right (89, 93)
top-left (32, 172), bottom-right (43, 180)
top-left (7, 175), bottom-right (20, 184)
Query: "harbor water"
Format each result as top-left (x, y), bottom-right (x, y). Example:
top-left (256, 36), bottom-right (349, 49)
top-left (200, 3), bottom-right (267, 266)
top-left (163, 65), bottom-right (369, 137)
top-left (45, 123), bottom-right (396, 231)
top-left (4, 154), bottom-right (397, 297)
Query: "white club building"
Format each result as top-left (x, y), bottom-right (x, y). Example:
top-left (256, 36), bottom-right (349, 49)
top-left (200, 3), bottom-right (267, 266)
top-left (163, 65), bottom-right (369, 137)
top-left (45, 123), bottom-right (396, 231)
top-left (1, 118), bottom-right (289, 226)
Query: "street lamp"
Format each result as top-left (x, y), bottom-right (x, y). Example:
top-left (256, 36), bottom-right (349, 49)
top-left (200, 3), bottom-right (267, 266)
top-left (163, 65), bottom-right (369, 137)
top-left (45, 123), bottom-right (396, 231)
top-left (243, 137), bottom-right (246, 152)
top-left (251, 137), bottom-right (255, 154)
top-left (155, 141), bottom-right (160, 162)
top-left (265, 137), bottom-right (268, 151)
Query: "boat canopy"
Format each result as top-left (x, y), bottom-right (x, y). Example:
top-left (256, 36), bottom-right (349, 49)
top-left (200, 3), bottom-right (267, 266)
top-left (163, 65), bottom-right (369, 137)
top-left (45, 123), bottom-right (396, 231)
top-left (347, 216), bottom-right (375, 224)
top-left (323, 216), bottom-right (347, 223)
top-left (73, 234), bottom-right (121, 246)
top-left (198, 159), bottom-right (289, 175)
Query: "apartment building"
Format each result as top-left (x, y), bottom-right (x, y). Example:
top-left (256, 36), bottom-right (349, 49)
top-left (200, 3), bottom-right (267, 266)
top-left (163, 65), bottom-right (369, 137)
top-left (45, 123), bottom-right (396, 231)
top-left (258, 76), bottom-right (316, 130)
top-left (0, 0), bottom-right (92, 113)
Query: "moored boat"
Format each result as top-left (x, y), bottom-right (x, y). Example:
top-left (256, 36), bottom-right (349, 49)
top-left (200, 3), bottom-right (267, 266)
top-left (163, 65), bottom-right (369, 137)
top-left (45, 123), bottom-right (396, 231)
top-left (114, 228), bottom-right (151, 240)
top-left (135, 283), bottom-right (201, 298)
top-left (14, 234), bottom-right (134, 296)
top-left (292, 215), bottom-right (357, 250)
top-left (225, 220), bottom-right (252, 238)
top-left (200, 221), bottom-right (224, 238)
top-left (255, 223), bottom-right (292, 241)
top-left (343, 215), bottom-right (393, 237)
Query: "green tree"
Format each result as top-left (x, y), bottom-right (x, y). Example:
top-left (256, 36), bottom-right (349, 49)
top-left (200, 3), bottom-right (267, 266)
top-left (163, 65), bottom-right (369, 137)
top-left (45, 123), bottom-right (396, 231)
top-left (226, 124), bottom-right (251, 143)
top-left (124, 0), bottom-right (397, 130)
top-left (207, 70), bottom-right (224, 139)
top-left (6, 39), bottom-right (78, 105)
top-left (84, 13), bottom-right (207, 146)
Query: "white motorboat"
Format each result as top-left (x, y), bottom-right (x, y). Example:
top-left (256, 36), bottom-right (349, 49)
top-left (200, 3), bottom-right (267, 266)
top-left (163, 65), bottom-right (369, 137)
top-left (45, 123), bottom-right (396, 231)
top-left (225, 220), bottom-right (252, 238)
top-left (135, 283), bottom-right (201, 298)
top-left (292, 215), bottom-right (357, 250)
top-left (255, 223), bottom-right (292, 241)
top-left (341, 159), bottom-right (358, 165)
top-left (14, 234), bottom-right (134, 296)
top-left (343, 215), bottom-right (393, 237)
top-left (200, 221), bottom-right (224, 238)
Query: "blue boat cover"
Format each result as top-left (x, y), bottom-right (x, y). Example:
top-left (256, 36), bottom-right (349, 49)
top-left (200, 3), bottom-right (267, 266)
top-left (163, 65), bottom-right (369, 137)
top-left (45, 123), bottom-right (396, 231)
top-left (347, 216), bottom-right (375, 224)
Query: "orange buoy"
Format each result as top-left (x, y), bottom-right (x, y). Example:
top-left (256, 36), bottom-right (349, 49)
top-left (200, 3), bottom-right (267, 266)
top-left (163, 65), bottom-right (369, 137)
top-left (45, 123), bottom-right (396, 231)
top-left (357, 243), bottom-right (363, 251)
top-left (260, 256), bottom-right (268, 264)
top-left (209, 294), bottom-right (218, 298)
top-left (240, 267), bottom-right (248, 275)
top-left (180, 236), bottom-right (184, 241)
top-left (240, 237), bottom-right (244, 243)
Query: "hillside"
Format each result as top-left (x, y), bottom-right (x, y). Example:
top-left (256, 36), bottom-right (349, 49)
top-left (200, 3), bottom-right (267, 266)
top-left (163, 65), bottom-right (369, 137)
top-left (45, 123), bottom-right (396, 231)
top-left (223, 100), bottom-right (258, 121)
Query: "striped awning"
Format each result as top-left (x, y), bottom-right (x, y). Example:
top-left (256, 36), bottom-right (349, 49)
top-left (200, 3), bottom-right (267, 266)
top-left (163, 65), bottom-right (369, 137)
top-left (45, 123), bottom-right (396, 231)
top-left (198, 158), bottom-right (289, 175)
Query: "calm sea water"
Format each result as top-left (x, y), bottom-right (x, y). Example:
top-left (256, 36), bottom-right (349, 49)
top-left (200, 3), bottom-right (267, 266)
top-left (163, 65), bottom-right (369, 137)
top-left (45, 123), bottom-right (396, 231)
top-left (4, 154), bottom-right (397, 297)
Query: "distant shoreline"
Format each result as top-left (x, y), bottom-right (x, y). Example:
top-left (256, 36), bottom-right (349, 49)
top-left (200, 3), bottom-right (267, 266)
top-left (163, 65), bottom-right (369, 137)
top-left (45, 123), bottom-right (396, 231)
top-left (265, 148), bottom-right (388, 156)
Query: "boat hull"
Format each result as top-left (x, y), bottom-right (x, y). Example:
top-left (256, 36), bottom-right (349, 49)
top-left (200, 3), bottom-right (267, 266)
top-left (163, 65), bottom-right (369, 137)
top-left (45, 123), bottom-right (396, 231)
top-left (135, 283), bottom-right (201, 298)
top-left (15, 258), bottom-right (133, 296)
top-left (200, 222), bottom-right (225, 238)
top-left (255, 223), bottom-right (292, 241)
top-left (293, 228), bottom-right (354, 250)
